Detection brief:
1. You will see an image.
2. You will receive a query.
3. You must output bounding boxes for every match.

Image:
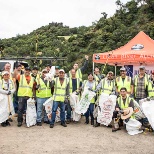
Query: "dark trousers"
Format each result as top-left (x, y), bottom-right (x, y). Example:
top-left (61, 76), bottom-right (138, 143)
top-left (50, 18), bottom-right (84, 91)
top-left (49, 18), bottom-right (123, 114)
top-left (85, 103), bottom-right (94, 121)
top-left (17, 97), bottom-right (29, 123)
top-left (13, 92), bottom-right (18, 113)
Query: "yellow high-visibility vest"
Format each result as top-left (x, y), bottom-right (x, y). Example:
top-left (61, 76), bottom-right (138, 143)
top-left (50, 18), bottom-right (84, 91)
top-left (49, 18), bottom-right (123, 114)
top-left (69, 69), bottom-right (82, 80)
top-left (36, 77), bottom-right (52, 98)
top-left (147, 81), bottom-right (154, 97)
top-left (116, 76), bottom-right (131, 93)
top-left (134, 74), bottom-right (149, 96)
top-left (101, 79), bottom-right (115, 95)
top-left (18, 75), bottom-right (34, 97)
top-left (117, 96), bottom-right (134, 119)
top-left (69, 77), bottom-right (81, 93)
top-left (53, 77), bottom-right (68, 102)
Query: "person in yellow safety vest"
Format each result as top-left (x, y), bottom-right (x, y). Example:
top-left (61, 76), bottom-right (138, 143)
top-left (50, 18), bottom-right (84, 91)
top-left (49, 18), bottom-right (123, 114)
top-left (0, 71), bottom-right (15, 127)
top-left (35, 69), bottom-right (52, 126)
top-left (16, 67), bottom-right (36, 127)
top-left (134, 66), bottom-right (149, 103)
top-left (116, 67), bottom-right (134, 96)
top-left (50, 69), bottom-right (69, 128)
top-left (82, 72), bottom-right (97, 125)
top-left (31, 66), bottom-right (39, 79)
top-left (147, 70), bottom-right (154, 97)
top-left (66, 69), bottom-right (82, 124)
top-left (68, 55), bottom-right (89, 80)
top-left (93, 66), bottom-right (104, 83)
top-left (94, 71), bottom-right (115, 127)
top-left (112, 87), bottom-right (135, 132)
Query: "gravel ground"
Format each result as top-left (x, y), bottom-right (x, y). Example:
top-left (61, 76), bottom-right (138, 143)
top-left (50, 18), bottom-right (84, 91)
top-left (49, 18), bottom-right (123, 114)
top-left (0, 117), bottom-right (154, 154)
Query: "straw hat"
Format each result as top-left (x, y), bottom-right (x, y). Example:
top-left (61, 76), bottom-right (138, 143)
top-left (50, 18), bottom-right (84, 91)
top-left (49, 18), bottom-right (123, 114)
top-left (121, 107), bottom-right (134, 120)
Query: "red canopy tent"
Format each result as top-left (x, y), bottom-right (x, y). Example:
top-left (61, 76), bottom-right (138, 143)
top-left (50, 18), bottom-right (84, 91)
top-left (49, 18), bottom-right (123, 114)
top-left (93, 31), bottom-right (154, 66)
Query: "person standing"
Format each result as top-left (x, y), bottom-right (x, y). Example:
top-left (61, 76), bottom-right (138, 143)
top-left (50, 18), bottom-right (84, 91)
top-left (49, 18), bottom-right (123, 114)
top-left (134, 66), bottom-right (149, 102)
top-left (50, 69), bottom-right (69, 128)
top-left (116, 67), bottom-right (134, 96)
top-left (94, 71), bottom-right (115, 127)
top-left (16, 67), bottom-right (36, 127)
top-left (68, 55), bottom-right (89, 80)
top-left (0, 71), bottom-right (15, 127)
top-left (82, 73), bottom-right (97, 125)
top-left (147, 71), bottom-right (154, 97)
top-left (66, 69), bottom-right (82, 124)
top-left (35, 69), bottom-right (52, 126)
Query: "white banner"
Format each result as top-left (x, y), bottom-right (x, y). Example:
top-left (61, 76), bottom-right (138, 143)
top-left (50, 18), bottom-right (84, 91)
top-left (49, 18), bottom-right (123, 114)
top-left (75, 88), bottom-right (96, 114)
top-left (97, 93), bottom-right (116, 126)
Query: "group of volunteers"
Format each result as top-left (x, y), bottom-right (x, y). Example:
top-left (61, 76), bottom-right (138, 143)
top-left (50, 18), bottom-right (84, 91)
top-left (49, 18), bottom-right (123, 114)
top-left (0, 55), bottom-right (154, 134)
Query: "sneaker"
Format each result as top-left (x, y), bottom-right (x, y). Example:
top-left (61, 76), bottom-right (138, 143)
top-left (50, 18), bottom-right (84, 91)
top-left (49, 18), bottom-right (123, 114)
top-left (66, 119), bottom-right (71, 124)
top-left (44, 121), bottom-right (50, 124)
top-left (85, 120), bottom-right (89, 124)
top-left (6, 120), bottom-right (11, 126)
top-left (37, 122), bottom-right (42, 126)
top-left (94, 123), bottom-right (100, 127)
top-left (61, 123), bottom-right (67, 127)
top-left (50, 124), bottom-right (54, 128)
top-left (1, 122), bottom-right (7, 127)
top-left (91, 120), bottom-right (94, 125)
top-left (17, 122), bottom-right (22, 127)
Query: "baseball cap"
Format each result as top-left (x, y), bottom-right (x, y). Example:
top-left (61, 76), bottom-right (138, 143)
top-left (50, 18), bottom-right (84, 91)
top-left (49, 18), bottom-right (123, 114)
top-left (42, 69), bottom-right (48, 73)
top-left (108, 71), bottom-right (114, 74)
top-left (59, 69), bottom-right (65, 73)
top-left (32, 66), bottom-right (39, 70)
top-left (139, 65), bottom-right (145, 70)
top-left (120, 67), bottom-right (126, 71)
top-left (55, 66), bottom-right (60, 69)
top-left (25, 67), bottom-right (31, 71)
top-left (2, 71), bottom-right (9, 76)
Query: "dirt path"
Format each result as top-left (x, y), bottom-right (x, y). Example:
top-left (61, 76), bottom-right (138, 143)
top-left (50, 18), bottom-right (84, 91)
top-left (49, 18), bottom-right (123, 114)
top-left (0, 118), bottom-right (154, 154)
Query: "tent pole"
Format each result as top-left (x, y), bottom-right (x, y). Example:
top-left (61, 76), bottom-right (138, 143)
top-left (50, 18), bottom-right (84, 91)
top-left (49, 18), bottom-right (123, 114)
top-left (93, 62), bottom-right (95, 76)
top-left (115, 64), bottom-right (117, 78)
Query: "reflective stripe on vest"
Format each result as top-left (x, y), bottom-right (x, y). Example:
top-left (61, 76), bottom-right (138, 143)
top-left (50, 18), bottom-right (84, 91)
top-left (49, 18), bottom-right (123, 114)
top-left (134, 74), bottom-right (149, 95)
top-left (116, 76), bottom-right (131, 92)
top-left (53, 77), bottom-right (68, 102)
top-left (118, 96), bottom-right (134, 119)
top-left (69, 69), bottom-right (82, 80)
top-left (18, 75), bottom-right (34, 97)
top-left (1, 79), bottom-right (13, 90)
top-left (69, 78), bottom-right (81, 93)
top-left (83, 80), bottom-right (96, 103)
top-left (147, 81), bottom-right (154, 97)
top-left (36, 78), bottom-right (52, 98)
top-left (101, 79), bottom-right (115, 95)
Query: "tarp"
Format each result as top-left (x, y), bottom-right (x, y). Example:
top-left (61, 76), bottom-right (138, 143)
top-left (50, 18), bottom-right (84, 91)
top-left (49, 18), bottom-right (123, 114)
top-left (93, 31), bottom-right (154, 65)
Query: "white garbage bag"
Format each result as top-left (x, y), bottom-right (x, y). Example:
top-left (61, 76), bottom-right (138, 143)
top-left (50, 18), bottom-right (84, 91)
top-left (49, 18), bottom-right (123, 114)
top-left (75, 88), bottom-right (96, 114)
top-left (124, 118), bottom-right (143, 135)
top-left (26, 98), bottom-right (37, 127)
top-left (97, 93), bottom-right (117, 126)
top-left (43, 97), bottom-right (60, 122)
top-left (133, 100), bottom-right (146, 120)
top-left (141, 100), bottom-right (154, 130)
top-left (70, 92), bottom-right (81, 121)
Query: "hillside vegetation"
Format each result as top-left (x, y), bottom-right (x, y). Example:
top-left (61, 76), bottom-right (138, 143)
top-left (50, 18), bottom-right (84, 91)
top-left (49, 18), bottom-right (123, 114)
top-left (0, 0), bottom-right (154, 74)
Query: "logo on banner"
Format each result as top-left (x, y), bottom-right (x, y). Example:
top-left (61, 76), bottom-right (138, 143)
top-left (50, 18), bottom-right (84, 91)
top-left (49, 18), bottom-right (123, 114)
top-left (95, 54), bottom-right (100, 60)
top-left (131, 44), bottom-right (144, 50)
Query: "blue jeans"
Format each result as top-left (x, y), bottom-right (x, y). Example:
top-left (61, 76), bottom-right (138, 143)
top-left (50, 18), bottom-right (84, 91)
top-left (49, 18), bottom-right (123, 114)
top-left (50, 101), bottom-right (65, 125)
top-left (13, 93), bottom-right (18, 113)
top-left (66, 102), bottom-right (72, 120)
top-left (85, 103), bottom-right (94, 120)
top-left (36, 97), bottom-right (49, 123)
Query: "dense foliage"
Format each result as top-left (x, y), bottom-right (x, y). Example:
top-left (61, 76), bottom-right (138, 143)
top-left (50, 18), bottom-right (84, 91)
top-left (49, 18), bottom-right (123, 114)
top-left (0, 0), bottom-right (154, 75)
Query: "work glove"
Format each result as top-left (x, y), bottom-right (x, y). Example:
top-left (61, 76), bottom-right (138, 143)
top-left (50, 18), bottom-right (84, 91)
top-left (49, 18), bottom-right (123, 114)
top-left (7, 91), bottom-right (11, 95)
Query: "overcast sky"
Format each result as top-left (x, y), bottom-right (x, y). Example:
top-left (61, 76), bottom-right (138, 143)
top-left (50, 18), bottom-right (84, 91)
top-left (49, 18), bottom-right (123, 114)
top-left (0, 0), bottom-right (129, 39)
